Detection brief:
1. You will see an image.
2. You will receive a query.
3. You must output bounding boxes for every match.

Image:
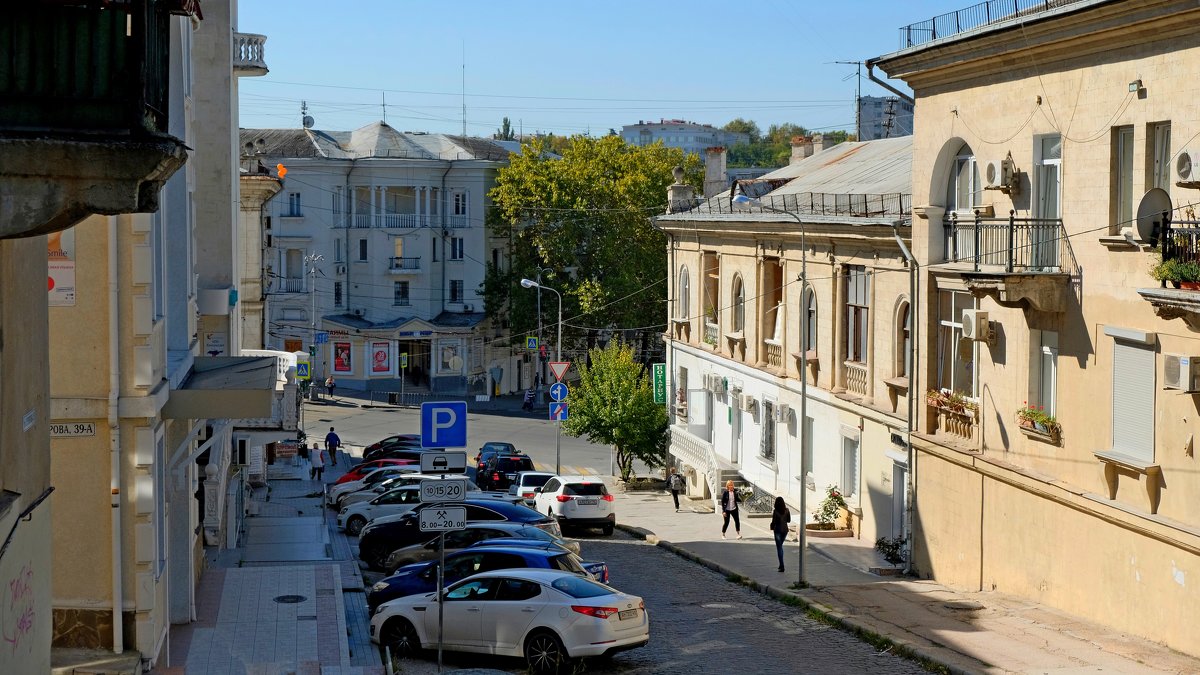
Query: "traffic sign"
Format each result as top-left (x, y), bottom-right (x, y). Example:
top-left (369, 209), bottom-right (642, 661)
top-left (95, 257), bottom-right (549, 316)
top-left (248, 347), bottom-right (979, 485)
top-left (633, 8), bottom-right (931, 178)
top-left (420, 401), bottom-right (468, 448)
top-left (296, 362), bottom-right (310, 380)
top-left (419, 505), bottom-right (467, 532)
top-left (419, 451), bottom-right (468, 474)
top-left (549, 361), bottom-right (570, 382)
top-left (419, 478), bottom-right (467, 502)
top-left (526, 336), bottom-right (538, 350)
top-left (549, 382), bottom-right (569, 402)
top-left (400, 352), bottom-right (409, 368)
top-left (652, 362), bottom-right (666, 404)
top-left (315, 331), bottom-right (329, 344)
top-left (549, 402), bottom-right (568, 421)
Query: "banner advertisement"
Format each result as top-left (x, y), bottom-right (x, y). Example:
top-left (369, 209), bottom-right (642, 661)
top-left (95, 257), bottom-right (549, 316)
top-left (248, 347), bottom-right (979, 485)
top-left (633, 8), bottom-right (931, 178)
top-left (333, 341), bottom-right (352, 372)
top-left (48, 227), bottom-right (76, 306)
top-left (371, 341), bottom-right (391, 374)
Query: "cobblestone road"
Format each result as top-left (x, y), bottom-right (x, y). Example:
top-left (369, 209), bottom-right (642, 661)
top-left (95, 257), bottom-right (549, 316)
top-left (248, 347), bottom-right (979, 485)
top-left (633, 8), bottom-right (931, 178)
top-left (377, 530), bottom-right (931, 674)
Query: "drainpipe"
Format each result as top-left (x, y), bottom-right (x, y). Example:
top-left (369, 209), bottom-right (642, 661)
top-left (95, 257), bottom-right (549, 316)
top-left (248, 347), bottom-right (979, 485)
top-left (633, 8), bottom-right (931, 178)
top-left (866, 61), bottom-right (915, 105)
top-left (439, 163), bottom-right (453, 314)
top-left (108, 215), bottom-right (124, 653)
top-left (892, 222), bottom-right (918, 575)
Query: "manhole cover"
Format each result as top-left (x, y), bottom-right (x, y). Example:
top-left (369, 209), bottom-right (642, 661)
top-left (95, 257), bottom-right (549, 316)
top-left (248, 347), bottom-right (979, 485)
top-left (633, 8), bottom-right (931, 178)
top-left (273, 595), bottom-right (307, 604)
top-left (943, 600), bottom-right (984, 611)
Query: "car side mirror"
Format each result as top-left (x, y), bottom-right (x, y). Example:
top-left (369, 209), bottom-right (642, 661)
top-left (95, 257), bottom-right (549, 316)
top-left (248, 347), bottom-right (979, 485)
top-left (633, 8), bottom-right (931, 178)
top-left (533, 487), bottom-right (542, 493)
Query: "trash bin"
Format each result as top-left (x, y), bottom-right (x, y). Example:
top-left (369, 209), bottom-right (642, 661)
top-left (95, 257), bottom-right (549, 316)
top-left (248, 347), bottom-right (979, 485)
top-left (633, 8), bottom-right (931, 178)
top-left (388, 392), bottom-right (400, 405)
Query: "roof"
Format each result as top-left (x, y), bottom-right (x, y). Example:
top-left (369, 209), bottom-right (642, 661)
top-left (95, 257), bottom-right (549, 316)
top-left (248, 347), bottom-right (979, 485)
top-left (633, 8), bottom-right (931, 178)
top-left (431, 311), bottom-right (487, 328)
top-left (322, 313), bottom-right (410, 331)
top-left (239, 122), bottom-right (519, 161)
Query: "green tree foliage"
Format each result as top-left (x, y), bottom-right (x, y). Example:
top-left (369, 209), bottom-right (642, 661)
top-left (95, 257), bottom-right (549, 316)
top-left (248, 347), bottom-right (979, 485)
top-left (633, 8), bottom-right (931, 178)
top-left (722, 118), bottom-right (762, 144)
top-left (722, 119), bottom-right (855, 168)
top-left (495, 117), bottom-right (515, 141)
top-left (562, 340), bottom-right (668, 480)
top-left (484, 136), bottom-right (702, 356)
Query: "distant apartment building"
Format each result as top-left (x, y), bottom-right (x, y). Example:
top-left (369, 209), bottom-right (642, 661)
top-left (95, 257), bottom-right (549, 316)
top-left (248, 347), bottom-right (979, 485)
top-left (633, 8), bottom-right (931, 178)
top-left (622, 119), bottom-right (749, 157)
top-left (858, 95), bottom-right (913, 140)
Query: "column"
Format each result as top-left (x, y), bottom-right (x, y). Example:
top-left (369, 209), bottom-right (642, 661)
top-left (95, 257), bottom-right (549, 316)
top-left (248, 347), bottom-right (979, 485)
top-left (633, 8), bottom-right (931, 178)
top-left (369, 184), bottom-right (377, 228)
top-left (864, 264), bottom-right (876, 405)
top-left (831, 262), bottom-right (846, 393)
top-left (380, 186), bottom-right (389, 227)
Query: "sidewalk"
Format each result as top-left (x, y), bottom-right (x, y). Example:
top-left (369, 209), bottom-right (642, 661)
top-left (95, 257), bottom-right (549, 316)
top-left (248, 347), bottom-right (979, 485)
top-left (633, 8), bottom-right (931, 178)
top-left (614, 487), bottom-right (1200, 675)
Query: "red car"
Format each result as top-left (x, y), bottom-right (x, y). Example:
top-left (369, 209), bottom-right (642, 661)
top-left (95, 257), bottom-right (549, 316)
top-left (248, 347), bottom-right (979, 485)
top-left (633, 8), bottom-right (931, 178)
top-left (334, 458), bottom-right (418, 485)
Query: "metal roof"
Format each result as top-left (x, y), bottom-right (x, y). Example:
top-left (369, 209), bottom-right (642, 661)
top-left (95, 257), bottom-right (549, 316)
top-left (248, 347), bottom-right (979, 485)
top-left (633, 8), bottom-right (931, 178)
top-left (239, 122), bottom-right (519, 161)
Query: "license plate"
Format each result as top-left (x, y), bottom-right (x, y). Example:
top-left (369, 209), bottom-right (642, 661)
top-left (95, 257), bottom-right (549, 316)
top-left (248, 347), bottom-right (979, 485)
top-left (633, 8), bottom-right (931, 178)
top-left (618, 609), bottom-right (637, 620)
top-left (577, 498), bottom-right (597, 505)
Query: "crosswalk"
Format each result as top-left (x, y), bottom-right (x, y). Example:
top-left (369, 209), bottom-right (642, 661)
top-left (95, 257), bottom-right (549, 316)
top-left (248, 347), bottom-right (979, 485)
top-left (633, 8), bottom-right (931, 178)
top-left (532, 462), bottom-right (598, 476)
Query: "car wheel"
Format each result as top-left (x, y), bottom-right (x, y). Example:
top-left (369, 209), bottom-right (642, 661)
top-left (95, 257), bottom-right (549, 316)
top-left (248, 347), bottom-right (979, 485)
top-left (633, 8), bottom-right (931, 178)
top-left (346, 515), bottom-right (367, 536)
top-left (602, 523), bottom-right (614, 536)
top-left (365, 546), bottom-right (389, 572)
top-left (380, 617), bottom-right (421, 659)
top-left (525, 629), bottom-right (567, 674)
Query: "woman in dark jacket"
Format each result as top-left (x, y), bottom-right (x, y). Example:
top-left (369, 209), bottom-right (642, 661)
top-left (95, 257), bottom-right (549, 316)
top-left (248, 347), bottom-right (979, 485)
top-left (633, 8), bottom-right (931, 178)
top-left (719, 480), bottom-right (742, 539)
top-left (769, 497), bottom-right (792, 572)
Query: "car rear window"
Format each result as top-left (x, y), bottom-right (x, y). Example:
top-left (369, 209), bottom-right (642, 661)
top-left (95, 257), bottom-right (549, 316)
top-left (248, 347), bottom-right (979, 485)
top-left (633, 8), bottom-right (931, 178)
top-left (563, 482), bottom-right (608, 497)
top-left (497, 457), bottom-right (533, 472)
top-left (521, 474), bottom-right (552, 489)
top-left (550, 554), bottom-right (586, 574)
top-left (550, 575), bottom-right (612, 598)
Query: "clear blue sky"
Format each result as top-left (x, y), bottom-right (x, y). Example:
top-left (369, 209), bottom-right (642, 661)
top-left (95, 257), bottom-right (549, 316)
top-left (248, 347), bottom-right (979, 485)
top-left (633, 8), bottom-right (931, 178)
top-left (237, 1), bottom-right (954, 137)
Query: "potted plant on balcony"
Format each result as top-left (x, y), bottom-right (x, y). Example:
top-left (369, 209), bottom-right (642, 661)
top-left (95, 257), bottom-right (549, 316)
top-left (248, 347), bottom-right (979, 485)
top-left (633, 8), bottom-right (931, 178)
top-left (1150, 258), bottom-right (1200, 289)
top-left (1017, 402), bottom-right (1061, 441)
top-left (806, 484), bottom-right (853, 537)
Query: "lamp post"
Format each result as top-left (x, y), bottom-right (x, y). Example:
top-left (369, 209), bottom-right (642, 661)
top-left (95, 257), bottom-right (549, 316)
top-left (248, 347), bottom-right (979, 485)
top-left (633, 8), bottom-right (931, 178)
top-left (521, 278), bottom-right (562, 474)
top-left (731, 193), bottom-right (809, 586)
top-left (535, 266), bottom-right (553, 392)
top-left (305, 252), bottom-right (324, 397)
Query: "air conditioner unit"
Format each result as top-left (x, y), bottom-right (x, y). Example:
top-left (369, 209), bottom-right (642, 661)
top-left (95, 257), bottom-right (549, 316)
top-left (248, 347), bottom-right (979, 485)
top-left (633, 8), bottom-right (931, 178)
top-left (1163, 354), bottom-right (1200, 392)
top-left (353, 309), bottom-right (364, 317)
top-left (741, 394), bottom-right (757, 413)
top-left (775, 403), bottom-right (791, 422)
top-left (961, 309), bottom-right (990, 341)
top-left (983, 154), bottom-right (1018, 194)
top-left (336, 264), bottom-right (346, 275)
top-left (711, 375), bottom-right (728, 394)
top-left (1177, 150), bottom-right (1195, 182)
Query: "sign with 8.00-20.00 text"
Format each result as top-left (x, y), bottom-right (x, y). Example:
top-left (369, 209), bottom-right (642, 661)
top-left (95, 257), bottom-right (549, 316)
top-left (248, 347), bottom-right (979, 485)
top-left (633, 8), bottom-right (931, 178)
top-left (419, 505), bottom-right (467, 532)
top-left (50, 421), bottom-right (96, 438)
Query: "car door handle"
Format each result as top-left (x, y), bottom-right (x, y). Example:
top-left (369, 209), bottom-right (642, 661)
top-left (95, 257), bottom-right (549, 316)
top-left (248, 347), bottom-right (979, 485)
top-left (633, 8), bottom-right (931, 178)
top-left (467, 607), bottom-right (480, 613)
top-left (521, 607), bottom-right (536, 613)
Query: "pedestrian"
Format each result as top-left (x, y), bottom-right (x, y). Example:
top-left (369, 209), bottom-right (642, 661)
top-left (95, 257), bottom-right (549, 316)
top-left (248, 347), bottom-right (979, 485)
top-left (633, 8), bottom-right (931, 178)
top-left (310, 442), bottom-right (325, 481)
top-left (667, 467), bottom-right (685, 511)
top-left (325, 426), bottom-right (342, 467)
top-left (325, 375), bottom-right (336, 398)
top-left (769, 497), bottom-right (792, 572)
top-left (298, 442), bottom-right (310, 475)
top-left (720, 479), bottom-right (742, 540)
top-left (522, 387), bottom-right (535, 412)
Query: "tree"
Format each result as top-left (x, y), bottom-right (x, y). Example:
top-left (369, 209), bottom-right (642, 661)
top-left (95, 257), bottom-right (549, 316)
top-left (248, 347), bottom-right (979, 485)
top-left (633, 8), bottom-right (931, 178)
top-left (495, 117), bottom-right (515, 141)
top-left (484, 135), bottom-right (702, 360)
top-left (562, 340), bottom-right (668, 481)
top-left (723, 118), bottom-right (762, 144)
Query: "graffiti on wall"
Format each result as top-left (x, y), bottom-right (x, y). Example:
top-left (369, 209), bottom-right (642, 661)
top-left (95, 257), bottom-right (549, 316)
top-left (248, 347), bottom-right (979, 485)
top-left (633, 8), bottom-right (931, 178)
top-left (2, 563), bottom-right (34, 655)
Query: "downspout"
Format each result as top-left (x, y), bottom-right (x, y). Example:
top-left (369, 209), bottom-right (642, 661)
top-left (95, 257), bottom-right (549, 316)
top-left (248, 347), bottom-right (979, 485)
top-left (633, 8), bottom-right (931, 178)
top-left (439, 163), bottom-right (453, 314)
top-left (344, 160), bottom-right (355, 321)
top-left (892, 222), bottom-right (918, 575)
top-left (866, 61), bottom-right (915, 105)
top-left (108, 215), bottom-right (124, 653)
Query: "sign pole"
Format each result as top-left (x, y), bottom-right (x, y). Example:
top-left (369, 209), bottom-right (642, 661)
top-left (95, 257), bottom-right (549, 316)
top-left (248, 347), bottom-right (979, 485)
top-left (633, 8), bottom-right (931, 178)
top-left (437, 530), bottom-right (445, 672)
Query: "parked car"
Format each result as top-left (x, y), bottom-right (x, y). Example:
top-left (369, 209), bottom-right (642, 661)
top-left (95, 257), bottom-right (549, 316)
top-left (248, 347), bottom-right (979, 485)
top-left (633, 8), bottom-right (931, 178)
top-left (383, 521), bottom-right (580, 573)
top-left (327, 466), bottom-right (421, 508)
top-left (363, 439), bottom-right (424, 462)
top-left (367, 546), bottom-right (592, 614)
top-left (338, 485), bottom-right (424, 535)
top-left (358, 499), bottom-right (560, 571)
top-left (533, 476), bottom-right (615, 535)
top-left (370, 569), bottom-right (649, 672)
top-left (333, 458), bottom-right (419, 486)
top-left (467, 539), bottom-right (608, 583)
top-left (507, 471), bottom-right (555, 505)
top-left (479, 453), bottom-right (536, 491)
top-left (475, 441), bottom-right (517, 474)
top-left (340, 474), bottom-right (480, 510)
top-left (363, 434), bottom-right (421, 456)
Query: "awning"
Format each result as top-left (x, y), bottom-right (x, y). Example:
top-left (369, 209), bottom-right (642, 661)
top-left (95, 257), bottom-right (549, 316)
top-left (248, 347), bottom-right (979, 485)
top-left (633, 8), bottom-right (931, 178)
top-left (163, 357), bottom-right (277, 420)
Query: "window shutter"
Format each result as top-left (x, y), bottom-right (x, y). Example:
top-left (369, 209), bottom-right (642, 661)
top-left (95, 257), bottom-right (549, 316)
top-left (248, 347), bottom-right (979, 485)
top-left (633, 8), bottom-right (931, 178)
top-left (1111, 340), bottom-right (1155, 462)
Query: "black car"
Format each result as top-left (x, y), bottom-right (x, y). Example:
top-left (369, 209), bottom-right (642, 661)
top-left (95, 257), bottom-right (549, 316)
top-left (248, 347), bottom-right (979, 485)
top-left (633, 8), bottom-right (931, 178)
top-left (473, 441), bottom-right (515, 477)
top-left (479, 453), bottom-right (535, 491)
top-left (363, 439), bottom-right (424, 462)
top-left (357, 499), bottom-right (559, 571)
top-left (363, 434), bottom-right (421, 456)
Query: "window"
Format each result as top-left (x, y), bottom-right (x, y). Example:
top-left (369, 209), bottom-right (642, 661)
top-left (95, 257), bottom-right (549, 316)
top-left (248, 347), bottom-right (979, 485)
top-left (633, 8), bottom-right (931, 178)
top-left (1035, 135), bottom-right (1062, 219)
top-left (731, 274), bottom-right (745, 332)
top-left (449, 279), bottom-right (464, 304)
top-left (936, 290), bottom-right (975, 396)
top-left (1111, 336), bottom-right (1155, 463)
top-left (496, 578), bottom-right (541, 601)
top-left (334, 281), bottom-right (343, 308)
top-left (841, 435), bottom-right (859, 501)
top-left (896, 301), bottom-right (911, 378)
top-left (394, 281), bottom-right (410, 306)
top-left (947, 144), bottom-right (980, 211)
top-left (453, 191), bottom-right (467, 216)
top-left (801, 286), bottom-right (817, 354)
top-left (439, 339), bottom-right (463, 372)
top-left (1151, 122), bottom-right (1172, 194)
top-left (334, 238), bottom-right (343, 263)
top-left (1030, 330), bottom-right (1058, 417)
top-left (357, 238), bottom-right (368, 261)
top-left (678, 266), bottom-right (690, 318)
top-left (760, 400), bottom-right (776, 461)
top-left (450, 237), bottom-right (464, 261)
top-left (286, 192), bottom-right (301, 216)
top-left (844, 265), bottom-right (869, 363)
top-left (1115, 126), bottom-right (1135, 232)
top-left (332, 187), bottom-right (341, 215)
top-left (702, 252), bottom-right (720, 328)
top-left (285, 249), bottom-right (303, 280)
top-left (492, 248), bottom-right (500, 271)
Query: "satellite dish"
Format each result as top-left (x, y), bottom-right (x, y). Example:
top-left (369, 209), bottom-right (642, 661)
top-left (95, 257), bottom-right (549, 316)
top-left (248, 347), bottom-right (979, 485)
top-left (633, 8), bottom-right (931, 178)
top-left (1135, 188), bottom-right (1172, 246)
top-left (302, 115), bottom-right (315, 129)
top-left (1177, 151), bottom-right (1193, 182)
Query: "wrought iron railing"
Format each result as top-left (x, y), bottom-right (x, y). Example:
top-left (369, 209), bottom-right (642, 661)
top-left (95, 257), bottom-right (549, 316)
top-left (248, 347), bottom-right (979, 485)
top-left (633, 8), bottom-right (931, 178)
top-left (898, 0), bottom-right (1086, 49)
top-left (845, 361), bottom-right (869, 396)
top-left (1159, 217), bottom-right (1200, 267)
top-left (681, 191), bottom-right (911, 218)
top-left (943, 211), bottom-right (1077, 274)
top-left (703, 323), bottom-right (719, 346)
top-left (388, 257), bottom-right (421, 271)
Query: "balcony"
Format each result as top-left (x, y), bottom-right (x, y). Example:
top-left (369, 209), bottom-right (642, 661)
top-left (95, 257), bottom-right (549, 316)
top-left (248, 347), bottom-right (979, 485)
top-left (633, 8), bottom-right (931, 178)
top-left (934, 211), bottom-right (1077, 312)
top-left (444, 215), bottom-right (470, 228)
top-left (764, 341), bottom-right (783, 370)
top-left (277, 278), bottom-right (305, 293)
top-left (703, 322), bottom-right (719, 347)
top-left (898, 0), bottom-right (1088, 49)
top-left (388, 257), bottom-right (422, 274)
top-left (1138, 220), bottom-right (1200, 331)
top-left (233, 32), bottom-right (268, 76)
top-left (844, 361), bottom-right (869, 397)
top-left (381, 213), bottom-right (427, 229)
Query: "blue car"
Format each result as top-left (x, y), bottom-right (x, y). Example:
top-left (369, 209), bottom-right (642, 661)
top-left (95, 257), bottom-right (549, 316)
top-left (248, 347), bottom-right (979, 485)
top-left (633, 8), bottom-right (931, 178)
top-left (367, 546), bottom-right (590, 614)
top-left (468, 538), bottom-right (610, 584)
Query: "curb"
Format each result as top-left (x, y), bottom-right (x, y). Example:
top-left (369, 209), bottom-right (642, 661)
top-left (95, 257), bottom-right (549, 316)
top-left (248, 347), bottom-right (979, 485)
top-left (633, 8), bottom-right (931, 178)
top-left (614, 522), bottom-right (982, 675)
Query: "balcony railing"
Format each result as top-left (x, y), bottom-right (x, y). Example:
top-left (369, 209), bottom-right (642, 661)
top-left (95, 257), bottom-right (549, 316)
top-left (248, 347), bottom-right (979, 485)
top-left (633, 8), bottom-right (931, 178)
top-left (898, 0), bottom-right (1087, 49)
top-left (388, 257), bottom-right (421, 272)
top-left (278, 278), bottom-right (304, 293)
top-left (943, 211), bottom-right (1077, 275)
top-left (844, 361), bottom-right (869, 396)
top-left (444, 215), bottom-right (470, 228)
top-left (676, 191), bottom-right (911, 218)
top-left (764, 342), bottom-right (783, 369)
top-left (1159, 219), bottom-right (1200, 267)
top-left (233, 32), bottom-right (268, 74)
top-left (381, 213), bottom-right (426, 229)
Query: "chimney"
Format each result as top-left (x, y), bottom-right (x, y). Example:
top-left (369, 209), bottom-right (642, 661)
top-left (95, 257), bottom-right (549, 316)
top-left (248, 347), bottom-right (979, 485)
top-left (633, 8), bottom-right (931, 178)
top-left (813, 133), bottom-right (837, 152)
top-left (790, 136), bottom-right (814, 164)
top-left (703, 146), bottom-right (727, 198)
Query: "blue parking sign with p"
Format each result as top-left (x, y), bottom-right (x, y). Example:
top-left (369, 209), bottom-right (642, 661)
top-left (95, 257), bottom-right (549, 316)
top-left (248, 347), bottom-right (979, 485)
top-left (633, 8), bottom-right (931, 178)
top-left (421, 401), bottom-right (468, 448)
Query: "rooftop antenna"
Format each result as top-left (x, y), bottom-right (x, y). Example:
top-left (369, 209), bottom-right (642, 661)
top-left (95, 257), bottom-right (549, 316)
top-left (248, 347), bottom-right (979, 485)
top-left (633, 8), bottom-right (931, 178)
top-left (301, 100), bottom-right (314, 129)
top-left (461, 42), bottom-right (467, 137)
top-left (382, 91), bottom-right (387, 124)
top-left (883, 97), bottom-right (897, 138)
top-left (834, 60), bottom-right (862, 140)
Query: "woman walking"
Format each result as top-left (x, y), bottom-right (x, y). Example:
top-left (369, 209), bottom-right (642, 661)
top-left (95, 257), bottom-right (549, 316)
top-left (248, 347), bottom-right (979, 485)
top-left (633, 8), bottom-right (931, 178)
top-left (769, 497), bottom-right (792, 572)
top-left (310, 442), bottom-right (325, 481)
top-left (719, 480), bottom-right (742, 539)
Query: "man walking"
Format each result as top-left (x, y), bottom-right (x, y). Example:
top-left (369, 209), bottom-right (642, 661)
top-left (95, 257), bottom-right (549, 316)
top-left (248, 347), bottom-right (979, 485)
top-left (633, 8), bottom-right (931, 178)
top-left (667, 467), bottom-right (685, 512)
top-left (325, 426), bottom-right (342, 467)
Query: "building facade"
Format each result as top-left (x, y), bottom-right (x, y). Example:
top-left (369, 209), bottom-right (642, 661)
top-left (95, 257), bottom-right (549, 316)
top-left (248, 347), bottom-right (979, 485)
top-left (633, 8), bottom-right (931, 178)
top-left (873, 0), bottom-right (1200, 656)
top-left (658, 137), bottom-right (913, 545)
top-left (242, 125), bottom-right (518, 396)
top-left (622, 119), bottom-right (750, 157)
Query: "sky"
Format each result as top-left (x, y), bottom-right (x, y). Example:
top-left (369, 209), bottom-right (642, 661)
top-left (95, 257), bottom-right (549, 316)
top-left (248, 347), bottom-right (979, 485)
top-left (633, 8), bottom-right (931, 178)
top-left (237, 1), bottom-right (956, 138)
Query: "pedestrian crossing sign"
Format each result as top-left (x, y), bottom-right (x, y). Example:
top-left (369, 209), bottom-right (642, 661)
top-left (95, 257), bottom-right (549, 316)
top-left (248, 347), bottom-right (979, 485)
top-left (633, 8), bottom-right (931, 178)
top-left (296, 362), bottom-right (310, 380)
top-left (526, 336), bottom-right (538, 350)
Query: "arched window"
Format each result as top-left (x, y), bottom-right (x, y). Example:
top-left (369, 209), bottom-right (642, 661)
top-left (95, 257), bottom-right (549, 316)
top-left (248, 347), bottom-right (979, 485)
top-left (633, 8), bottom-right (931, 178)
top-left (947, 142), bottom-right (980, 211)
top-left (895, 300), bottom-right (911, 378)
top-left (801, 286), bottom-right (818, 354)
top-left (732, 275), bottom-right (745, 332)
top-left (678, 266), bottom-right (690, 318)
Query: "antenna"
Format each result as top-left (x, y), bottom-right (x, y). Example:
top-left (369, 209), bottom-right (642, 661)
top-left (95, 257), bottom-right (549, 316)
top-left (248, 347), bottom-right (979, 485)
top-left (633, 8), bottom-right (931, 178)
top-left (834, 60), bottom-right (862, 140)
top-left (883, 97), bottom-right (897, 138)
top-left (382, 92), bottom-right (387, 124)
top-left (461, 42), bottom-right (467, 137)
top-left (301, 100), bottom-right (314, 129)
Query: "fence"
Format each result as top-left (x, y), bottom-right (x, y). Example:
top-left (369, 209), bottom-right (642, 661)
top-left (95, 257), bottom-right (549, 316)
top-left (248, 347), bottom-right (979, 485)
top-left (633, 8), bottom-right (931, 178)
top-left (943, 211), bottom-right (1077, 275)
top-left (678, 192), bottom-right (911, 219)
top-left (898, 0), bottom-right (1085, 48)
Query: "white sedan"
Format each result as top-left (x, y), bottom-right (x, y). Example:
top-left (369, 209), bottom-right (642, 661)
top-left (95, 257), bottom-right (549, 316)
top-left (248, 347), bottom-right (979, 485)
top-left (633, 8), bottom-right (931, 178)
top-left (338, 485), bottom-right (423, 535)
top-left (327, 466), bottom-right (419, 508)
top-left (339, 474), bottom-right (480, 510)
top-left (370, 569), bottom-right (648, 673)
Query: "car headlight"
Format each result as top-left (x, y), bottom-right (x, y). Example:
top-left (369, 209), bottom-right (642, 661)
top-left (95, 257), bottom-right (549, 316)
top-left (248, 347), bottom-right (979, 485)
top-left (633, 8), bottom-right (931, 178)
top-left (371, 581), bottom-right (389, 592)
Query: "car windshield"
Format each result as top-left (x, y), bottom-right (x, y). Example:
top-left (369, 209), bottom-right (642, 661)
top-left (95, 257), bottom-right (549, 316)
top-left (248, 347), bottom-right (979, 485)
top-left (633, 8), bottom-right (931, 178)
top-left (482, 443), bottom-right (515, 453)
top-left (550, 575), bottom-right (613, 598)
top-left (563, 482), bottom-right (608, 497)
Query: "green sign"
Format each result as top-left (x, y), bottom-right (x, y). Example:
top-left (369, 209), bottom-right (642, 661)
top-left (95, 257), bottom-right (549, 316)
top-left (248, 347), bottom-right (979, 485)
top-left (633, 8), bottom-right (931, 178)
top-left (652, 363), bottom-right (666, 404)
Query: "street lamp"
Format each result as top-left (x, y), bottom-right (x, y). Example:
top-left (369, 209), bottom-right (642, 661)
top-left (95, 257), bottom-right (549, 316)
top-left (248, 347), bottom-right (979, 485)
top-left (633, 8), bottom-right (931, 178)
top-left (305, 252), bottom-right (325, 396)
top-left (731, 192), bottom-right (810, 586)
top-left (521, 278), bottom-right (562, 474)
top-left (534, 267), bottom-right (554, 391)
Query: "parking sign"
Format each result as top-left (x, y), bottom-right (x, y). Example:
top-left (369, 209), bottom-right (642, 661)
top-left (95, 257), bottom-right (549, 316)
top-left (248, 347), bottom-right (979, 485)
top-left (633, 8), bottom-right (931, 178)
top-left (420, 401), bottom-right (468, 448)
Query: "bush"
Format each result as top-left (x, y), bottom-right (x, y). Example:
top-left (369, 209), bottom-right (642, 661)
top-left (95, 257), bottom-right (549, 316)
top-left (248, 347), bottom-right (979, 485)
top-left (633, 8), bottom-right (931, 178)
top-left (875, 536), bottom-right (906, 566)
top-left (812, 485), bottom-right (846, 530)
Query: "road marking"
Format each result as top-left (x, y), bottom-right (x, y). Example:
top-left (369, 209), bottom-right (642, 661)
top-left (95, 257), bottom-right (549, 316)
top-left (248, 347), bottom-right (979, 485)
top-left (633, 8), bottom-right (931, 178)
top-left (533, 463), bottom-right (597, 476)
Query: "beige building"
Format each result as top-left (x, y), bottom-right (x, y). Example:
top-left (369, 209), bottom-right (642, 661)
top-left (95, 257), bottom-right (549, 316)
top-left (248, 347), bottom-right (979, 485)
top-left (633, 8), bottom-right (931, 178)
top-left (872, 0), bottom-right (1200, 656)
top-left (657, 137), bottom-right (914, 545)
